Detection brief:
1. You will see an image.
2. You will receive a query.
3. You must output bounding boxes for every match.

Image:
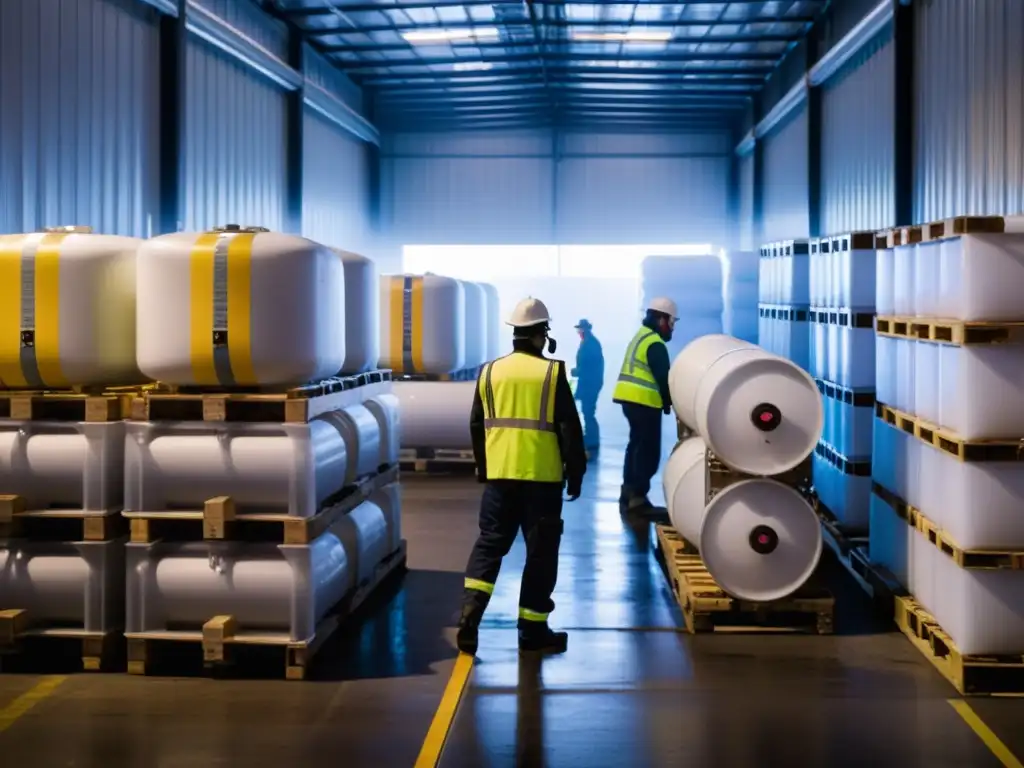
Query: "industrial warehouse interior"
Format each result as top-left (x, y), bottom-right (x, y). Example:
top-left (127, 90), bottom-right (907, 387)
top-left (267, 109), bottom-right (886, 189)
top-left (3, 0), bottom-right (1024, 766)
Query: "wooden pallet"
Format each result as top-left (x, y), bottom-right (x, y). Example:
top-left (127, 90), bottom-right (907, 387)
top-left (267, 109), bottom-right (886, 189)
top-left (655, 524), bottom-right (834, 634)
top-left (917, 215), bottom-right (1021, 242)
top-left (123, 465), bottom-right (399, 544)
top-left (0, 612), bottom-right (121, 672)
top-left (129, 372), bottom-right (391, 423)
top-left (811, 231), bottom-right (882, 253)
top-left (874, 315), bottom-right (1024, 345)
top-left (0, 497), bottom-right (127, 541)
top-left (399, 448), bottom-right (478, 475)
top-left (894, 595), bottom-right (1024, 696)
top-left (0, 390), bottom-right (132, 422)
top-left (876, 402), bottom-right (1024, 462)
top-left (125, 541), bottom-right (407, 680)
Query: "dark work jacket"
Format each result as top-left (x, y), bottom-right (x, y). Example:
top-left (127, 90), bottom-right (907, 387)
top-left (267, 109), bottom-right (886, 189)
top-left (572, 333), bottom-right (604, 401)
top-left (470, 340), bottom-right (587, 486)
top-left (613, 317), bottom-right (672, 410)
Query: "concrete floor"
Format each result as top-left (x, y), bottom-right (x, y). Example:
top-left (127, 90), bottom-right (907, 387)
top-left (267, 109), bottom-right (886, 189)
top-left (1, 443), bottom-right (1023, 767)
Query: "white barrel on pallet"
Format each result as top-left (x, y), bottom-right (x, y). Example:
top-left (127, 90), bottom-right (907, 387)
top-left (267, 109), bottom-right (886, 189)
top-left (392, 381), bottom-right (474, 450)
top-left (379, 274), bottom-right (465, 375)
top-left (363, 392), bottom-right (401, 467)
top-left (480, 282), bottom-right (501, 361)
top-left (0, 539), bottom-right (125, 632)
top-left (334, 500), bottom-right (391, 586)
top-left (0, 227), bottom-right (143, 388)
top-left (370, 482), bottom-right (403, 554)
top-left (461, 280), bottom-right (487, 370)
top-left (137, 226), bottom-right (345, 387)
top-left (334, 250), bottom-right (379, 375)
top-left (670, 334), bottom-right (822, 476)
top-left (663, 437), bottom-right (823, 602)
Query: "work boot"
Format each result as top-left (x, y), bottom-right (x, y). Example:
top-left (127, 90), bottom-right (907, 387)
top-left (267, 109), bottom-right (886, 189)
top-left (626, 495), bottom-right (654, 513)
top-left (518, 621), bottom-right (568, 655)
top-left (456, 590), bottom-right (490, 656)
top-left (618, 485), bottom-right (633, 512)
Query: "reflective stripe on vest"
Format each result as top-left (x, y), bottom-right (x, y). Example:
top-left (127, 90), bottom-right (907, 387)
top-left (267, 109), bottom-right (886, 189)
top-left (478, 352), bottom-right (563, 483)
top-left (612, 327), bottom-right (664, 408)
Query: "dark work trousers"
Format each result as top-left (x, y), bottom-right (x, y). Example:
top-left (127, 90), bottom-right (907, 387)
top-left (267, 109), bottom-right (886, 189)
top-left (578, 392), bottom-right (600, 449)
top-left (463, 480), bottom-right (565, 620)
top-left (621, 402), bottom-right (663, 498)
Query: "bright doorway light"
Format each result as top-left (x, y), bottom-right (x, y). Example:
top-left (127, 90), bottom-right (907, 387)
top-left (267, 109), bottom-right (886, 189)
top-left (402, 27), bottom-right (500, 44)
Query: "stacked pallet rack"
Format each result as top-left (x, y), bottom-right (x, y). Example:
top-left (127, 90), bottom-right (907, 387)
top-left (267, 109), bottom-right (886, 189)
top-left (869, 215), bottom-right (1024, 695)
top-left (396, 365), bottom-right (482, 474)
top-left (120, 371), bottom-right (407, 680)
top-left (757, 239), bottom-right (811, 370)
top-left (0, 386), bottom-right (137, 671)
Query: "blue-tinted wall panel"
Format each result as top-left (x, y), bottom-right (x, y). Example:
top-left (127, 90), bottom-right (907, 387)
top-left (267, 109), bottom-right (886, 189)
top-left (761, 107), bottom-right (810, 243)
top-left (183, 39), bottom-right (288, 232)
top-left (915, 0), bottom-right (1024, 221)
top-left (0, 0), bottom-right (161, 236)
top-left (192, 0), bottom-right (289, 59)
top-left (738, 151), bottom-right (755, 251)
top-left (302, 109), bottom-right (372, 252)
top-left (820, 28), bottom-right (895, 235)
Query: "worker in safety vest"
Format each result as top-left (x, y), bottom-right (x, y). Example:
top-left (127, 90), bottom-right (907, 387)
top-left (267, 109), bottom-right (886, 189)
top-left (612, 297), bottom-right (678, 513)
top-left (457, 297), bottom-right (587, 657)
top-left (570, 318), bottom-right (604, 458)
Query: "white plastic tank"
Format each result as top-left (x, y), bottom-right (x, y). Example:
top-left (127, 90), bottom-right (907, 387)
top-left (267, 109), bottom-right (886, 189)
top-left (369, 481), bottom-right (403, 554)
top-left (479, 282), bottom-right (501, 361)
top-left (669, 334), bottom-right (823, 475)
top-left (137, 226), bottom-right (345, 387)
top-left (876, 243), bottom-right (895, 316)
top-left (379, 274), bottom-right (465, 375)
top-left (363, 392), bottom-right (401, 467)
top-left (334, 500), bottom-right (391, 586)
top-left (937, 224), bottom-right (1024, 320)
top-left (0, 227), bottom-right (142, 389)
top-left (334, 250), bottom-right (379, 375)
top-left (460, 280), bottom-right (487, 370)
top-left (663, 436), bottom-right (823, 602)
top-left (393, 381), bottom-right (475, 450)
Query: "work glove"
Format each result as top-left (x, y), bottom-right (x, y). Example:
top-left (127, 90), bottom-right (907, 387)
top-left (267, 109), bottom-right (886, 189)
top-left (566, 475), bottom-right (583, 502)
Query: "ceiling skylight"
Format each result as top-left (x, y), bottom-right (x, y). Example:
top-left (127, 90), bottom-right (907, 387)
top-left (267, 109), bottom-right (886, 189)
top-left (402, 28), bottom-right (501, 44)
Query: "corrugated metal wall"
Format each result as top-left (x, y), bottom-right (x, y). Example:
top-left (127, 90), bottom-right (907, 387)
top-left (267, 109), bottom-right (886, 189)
top-left (302, 110), bottom-right (372, 251)
top-left (761, 107), bottom-right (810, 242)
top-left (737, 151), bottom-right (755, 251)
top-left (915, 0), bottom-right (1024, 222)
top-left (381, 130), bottom-right (732, 245)
top-left (820, 28), bottom-right (895, 234)
top-left (0, 0), bottom-right (161, 236)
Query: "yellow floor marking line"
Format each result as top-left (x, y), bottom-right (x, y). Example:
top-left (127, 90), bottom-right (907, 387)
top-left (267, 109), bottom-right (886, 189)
top-left (414, 653), bottom-right (475, 768)
top-left (0, 676), bottom-right (67, 735)
top-left (949, 699), bottom-right (1024, 768)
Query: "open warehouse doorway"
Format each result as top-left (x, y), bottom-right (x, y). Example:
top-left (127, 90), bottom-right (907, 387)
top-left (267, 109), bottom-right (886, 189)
top-left (402, 243), bottom-right (716, 457)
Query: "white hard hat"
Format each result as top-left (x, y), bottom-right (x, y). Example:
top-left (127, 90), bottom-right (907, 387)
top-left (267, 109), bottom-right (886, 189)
top-left (648, 297), bottom-right (678, 320)
top-left (507, 297), bottom-right (551, 328)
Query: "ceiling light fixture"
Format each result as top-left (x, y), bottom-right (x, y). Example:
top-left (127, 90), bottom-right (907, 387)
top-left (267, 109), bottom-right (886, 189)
top-left (452, 61), bottom-right (494, 71)
top-left (402, 27), bottom-right (500, 44)
top-left (569, 30), bottom-right (673, 43)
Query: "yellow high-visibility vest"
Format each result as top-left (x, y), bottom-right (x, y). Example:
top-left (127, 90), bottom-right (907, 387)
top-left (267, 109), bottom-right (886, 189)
top-left (478, 352), bottom-right (563, 482)
top-left (612, 327), bottom-right (665, 408)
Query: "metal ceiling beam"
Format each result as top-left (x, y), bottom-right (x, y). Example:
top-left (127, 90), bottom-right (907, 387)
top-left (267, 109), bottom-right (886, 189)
top-left (370, 78), bottom-right (759, 92)
top-left (374, 92), bottom-right (749, 106)
top-left (377, 100), bottom-right (739, 114)
top-left (357, 66), bottom-right (767, 82)
top-left (291, 1), bottom-right (820, 13)
top-left (336, 54), bottom-right (777, 71)
top-left (320, 36), bottom-right (793, 53)
top-left (303, 18), bottom-right (811, 36)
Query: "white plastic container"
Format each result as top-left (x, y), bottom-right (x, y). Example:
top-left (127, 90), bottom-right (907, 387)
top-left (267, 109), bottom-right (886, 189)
top-left (871, 418), bottom-right (898, 496)
top-left (379, 274), bottom-right (465, 375)
top-left (813, 452), bottom-right (870, 530)
top-left (913, 342), bottom-right (941, 425)
top-left (335, 250), bottom-right (379, 375)
top-left (937, 225), bottom-right (1024, 320)
top-left (826, 322), bottom-right (840, 382)
top-left (124, 409), bottom-right (380, 518)
top-left (460, 280), bottom-right (487, 370)
top-left (369, 481), bottom-right (403, 555)
top-left (869, 491), bottom-right (914, 592)
top-left (913, 242), bottom-right (942, 317)
top-left (938, 343), bottom-right (1024, 439)
top-left (893, 242), bottom-right (917, 316)
top-left (894, 339), bottom-right (916, 414)
top-left (392, 381), bottom-right (475, 450)
top-left (810, 321), bottom-right (826, 380)
top-left (670, 334), bottom-right (823, 475)
top-left (0, 421), bottom-right (124, 512)
top-left (841, 243), bottom-right (877, 309)
top-left (137, 227), bottom-right (345, 387)
top-left (0, 227), bottom-right (142, 388)
top-left (0, 538), bottom-right (125, 632)
top-left (838, 325), bottom-right (874, 390)
top-left (479, 282), bottom-right (501, 361)
top-left (875, 335), bottom-right (897, 408)
top-left (875, 245), bottom-right (895, 316)
top-left (124, 503), bottom-right (389, 642)
top-left (662, 437), bottom-right (823, 602)
top-left (363, 393), bottom-right (401, 468)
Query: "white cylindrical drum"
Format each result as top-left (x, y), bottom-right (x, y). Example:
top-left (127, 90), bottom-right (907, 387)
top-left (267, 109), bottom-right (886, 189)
top-left (334, 500), bottom-right (390, 586)
top-left (670, 334), bottom-right (822, 475)
top-left (480, 282), bottom-right (501, 361)
top-left (461, 280), bottom-right (487, 369)
top-left (335, 250), bottom-right (379, 374)
top-left (662, 437), bottom-right (708, 542)
top-left (137, 227), bottom-right (346, 387)
top-left (393, 381), bottom-right (475, 450)
top-left (0, 228), bottom-right (143, 388)
top-left (379, 274), bottom-right (465, 375)
top-left (321, 404), bottom-right (382, 483)
top-left (0, 545), bottom-right (91, 623)
top-left (363, 393), bottom-right (401, 467)
top-left (370, 482), bottom-right (403, 554)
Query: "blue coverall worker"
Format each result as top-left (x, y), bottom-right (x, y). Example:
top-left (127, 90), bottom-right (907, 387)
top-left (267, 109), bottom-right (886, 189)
top-left (457, 297), bottom-right (588, 657)
top-left (570, 318), bottom-right (604, 457)
top-left (611, 297), bottom-right (679, 513)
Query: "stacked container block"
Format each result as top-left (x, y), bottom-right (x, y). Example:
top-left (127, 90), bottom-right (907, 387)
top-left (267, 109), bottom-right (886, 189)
top-left (757, 240), bottom-right (810, 370)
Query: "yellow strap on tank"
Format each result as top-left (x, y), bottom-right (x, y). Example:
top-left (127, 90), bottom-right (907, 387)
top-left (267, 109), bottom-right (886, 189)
top-left (226, 233), bottom-right (256, 385)
top-left (410, 276), bottom-right (424, 372)
top-left (189, 232), bottom-right (221, 386)
top-left (388, 276), bottom-right (424, 373)
top-left (388, 276), bottom-right (404, 373)
top-left (0, 236), bottom-right (25, 387)
top-left (34, 232), bottom-right (69, 387)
